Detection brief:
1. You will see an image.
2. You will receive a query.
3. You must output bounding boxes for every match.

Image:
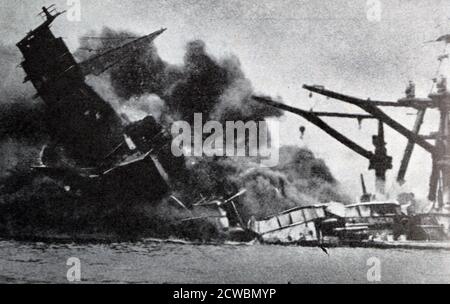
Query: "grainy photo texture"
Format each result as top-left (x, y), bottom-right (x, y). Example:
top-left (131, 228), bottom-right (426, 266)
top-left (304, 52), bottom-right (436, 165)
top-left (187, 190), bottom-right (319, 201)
top-left (0, 0), bottom-right (449, 284)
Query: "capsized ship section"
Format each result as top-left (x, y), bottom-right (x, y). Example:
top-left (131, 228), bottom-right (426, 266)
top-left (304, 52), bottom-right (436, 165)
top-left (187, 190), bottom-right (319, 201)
top-left (248, 205), bottom-right (326, 244)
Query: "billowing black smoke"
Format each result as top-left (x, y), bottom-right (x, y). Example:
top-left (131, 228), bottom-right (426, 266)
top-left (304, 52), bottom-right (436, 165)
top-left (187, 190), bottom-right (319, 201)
top-left (174, 146), bottom-right (349, 223)
top-left (0, 99), bottom-right (47, 143)
top-left (0, 28), bottom-right (349, 241)
top-left (76, 27), bottom-right (281, 125)
top-left (0, 44), bottom-right (47, 179)
top-left (77, 28), bottom-right (347, 214)
top-left (0, 44), bottom-right (47, 141)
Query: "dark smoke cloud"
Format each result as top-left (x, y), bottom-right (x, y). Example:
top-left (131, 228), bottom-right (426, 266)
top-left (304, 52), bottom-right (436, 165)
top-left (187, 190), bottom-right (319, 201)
top-left (0, 44), bottom-right (47, 143)
top-left (0, 99), bottom-right (47, 142)
top-left (81, 28), bottom-right (350, 221)
top-left (0, 27), bottom-right (349, 241)
top-left (0, 44), bottom-right (47, 179)
top-left (174, 146), bottom-right (348, 222)
top-left (77, 28), bottom-right (282, 125)
top-left (78, 28), bottom-right (349, 224)
top-left (76, 27), bottom-right (181, 100)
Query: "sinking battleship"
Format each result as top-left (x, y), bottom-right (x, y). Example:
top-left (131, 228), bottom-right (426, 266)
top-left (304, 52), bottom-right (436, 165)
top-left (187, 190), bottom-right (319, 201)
top-left (11, 6), bottom-right (450, 247)
top-left (17, 6), bottom-right (172, 201)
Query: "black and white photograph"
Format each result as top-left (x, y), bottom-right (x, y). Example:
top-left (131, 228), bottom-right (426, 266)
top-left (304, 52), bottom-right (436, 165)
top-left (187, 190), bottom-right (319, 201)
top-left (0, 0), bottom-right (449, 287)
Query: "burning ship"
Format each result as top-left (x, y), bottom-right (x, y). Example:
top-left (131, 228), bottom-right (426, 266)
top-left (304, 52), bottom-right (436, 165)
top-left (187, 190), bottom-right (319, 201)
top-left (6, 6), bottom-right (450, 247)
top-left (6, 5), bottom-right (261, 242)
top-left (16, 6), bottom-right (171, 202)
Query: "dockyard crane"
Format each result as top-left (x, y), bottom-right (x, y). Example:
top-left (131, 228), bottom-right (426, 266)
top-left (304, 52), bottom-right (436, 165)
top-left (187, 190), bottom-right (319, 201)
top-left (301, 80), bottom-right (449, 209)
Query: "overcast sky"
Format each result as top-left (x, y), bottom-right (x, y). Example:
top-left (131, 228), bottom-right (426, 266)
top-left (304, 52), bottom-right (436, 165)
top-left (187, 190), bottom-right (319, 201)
top-left (1, 0), bottom-right (449, 198)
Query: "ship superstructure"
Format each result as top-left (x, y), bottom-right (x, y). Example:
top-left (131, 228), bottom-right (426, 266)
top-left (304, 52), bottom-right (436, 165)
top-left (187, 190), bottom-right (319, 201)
top-left (17, 6), bottom-right (171, 201)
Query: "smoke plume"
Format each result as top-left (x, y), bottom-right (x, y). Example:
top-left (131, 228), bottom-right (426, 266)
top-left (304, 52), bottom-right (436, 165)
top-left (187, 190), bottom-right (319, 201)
top-left (78, 28), bottom-right (347, 214)
top-left (0, 44), bottom-right (48, 180)
top-left (77, 28), bottom-right (281, 125)
top-left (0, 27), bottom-right (349, 240)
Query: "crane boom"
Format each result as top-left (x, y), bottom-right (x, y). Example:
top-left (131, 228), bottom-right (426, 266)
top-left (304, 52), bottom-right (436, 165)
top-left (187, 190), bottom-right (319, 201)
top-left (253, 95), bottom-right (393, 194)
top-left (397, 108), bottom-right (427, 184)
top-left (252, 96), bottom-right (374, 160)
top-left (303, 85), bottom-right (436, 155)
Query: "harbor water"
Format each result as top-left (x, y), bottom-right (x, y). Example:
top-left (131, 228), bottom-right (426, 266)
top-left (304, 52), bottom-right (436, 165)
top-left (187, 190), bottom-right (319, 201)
top-left (1, 239), bottom-right (450, 283)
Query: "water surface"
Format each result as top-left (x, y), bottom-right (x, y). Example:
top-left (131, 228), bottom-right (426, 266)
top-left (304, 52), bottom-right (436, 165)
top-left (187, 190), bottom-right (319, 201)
top-left (1, 239), bottom-right (449, 283)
